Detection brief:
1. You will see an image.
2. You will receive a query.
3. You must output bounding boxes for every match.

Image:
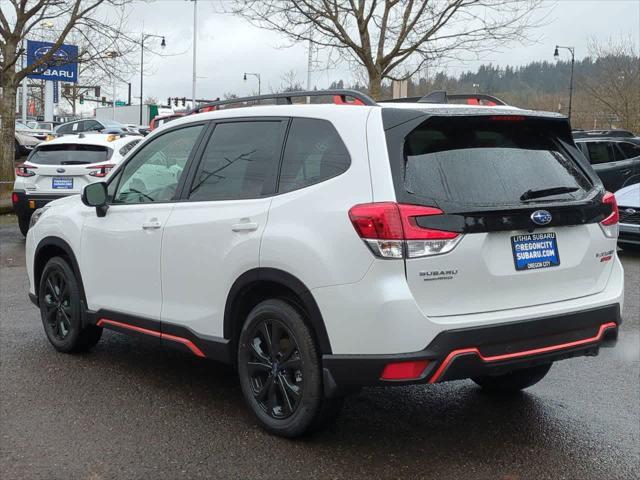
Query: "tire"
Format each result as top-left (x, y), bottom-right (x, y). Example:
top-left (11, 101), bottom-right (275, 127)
top-left (237, 299), bottom-right (343, 437)
top-left (18, 215), bottom-right (30, 237)
top-left (472, 363), bottom-right (552, 392)
top-left (39, 256), bottom-right (102, 353)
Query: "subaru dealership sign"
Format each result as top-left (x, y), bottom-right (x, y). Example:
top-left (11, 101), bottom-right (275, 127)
top-left (26, 40), bottom-right (78, 82)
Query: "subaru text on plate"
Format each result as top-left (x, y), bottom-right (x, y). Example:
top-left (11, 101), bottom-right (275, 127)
top-left (24, 90), bottom-right (623, 437)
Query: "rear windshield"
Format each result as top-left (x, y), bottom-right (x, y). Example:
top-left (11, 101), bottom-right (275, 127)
top-left (402, 117), bottom-right (592, 207)
top-left (29, 144), bottom-right (111, 165)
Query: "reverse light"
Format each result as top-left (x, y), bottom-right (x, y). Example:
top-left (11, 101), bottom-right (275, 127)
top-left (15, 163), bottom-right (37, 177)
top-left (348, 202), bottom-right (462, 259)
top-left (381, 360), bottom-right (429, 380)
top-left (599, 191), bottom-right (619, 239)
top-left (87, 163), bottom-right (115, 177)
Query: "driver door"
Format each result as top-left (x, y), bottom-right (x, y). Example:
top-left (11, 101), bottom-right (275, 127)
top-left (80, 123), bottom-right (206, 320)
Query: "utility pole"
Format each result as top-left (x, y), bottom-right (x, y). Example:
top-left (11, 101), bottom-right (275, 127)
top-left (21, 39), bottom-right (27, 123)
top-left (192, 0), bottom-right (197, 109)
top-left (306, 34), bottom-right (313, 103)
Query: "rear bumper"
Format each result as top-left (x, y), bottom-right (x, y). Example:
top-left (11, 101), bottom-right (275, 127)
top-left (322, 304), bottom-right (621, 394)
top-left (11, 190), bottom-right (73, 219)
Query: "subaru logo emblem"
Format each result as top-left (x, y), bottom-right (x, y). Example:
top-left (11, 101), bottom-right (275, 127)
top-left (56, 168), bottom-right (65, 173)
top-left (531, 210), bottom-right (552, 225)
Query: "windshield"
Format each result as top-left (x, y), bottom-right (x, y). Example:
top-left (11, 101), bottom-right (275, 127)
top-left (401, 116), bottom-right (592, 208)
top-left (29, 144), bottom-right (111, 165)
top-left (15, 121), bottom-right (31, 129)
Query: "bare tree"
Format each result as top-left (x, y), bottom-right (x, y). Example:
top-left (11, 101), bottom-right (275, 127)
top-left (579, 37), bottom-right (640, 132)
top-left (228, 0), bottom-right (546, 100)
top-left (0, 0), bottom-right (133, 183)
top-left (279, 69), bottom-right (303, 92)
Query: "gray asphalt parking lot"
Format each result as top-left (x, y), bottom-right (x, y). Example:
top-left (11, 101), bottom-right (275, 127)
top-left (1, 217), bottom-right (638, 480)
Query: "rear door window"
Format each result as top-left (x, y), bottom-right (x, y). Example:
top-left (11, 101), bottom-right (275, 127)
top-left (401, 116), bottom-right (592, 208)
top-left (188, 120), bottom-right (287, 201)
top-left (278, 118), bottom-right (350, 193)
top-left (28, 144), bottom-right (112, 165)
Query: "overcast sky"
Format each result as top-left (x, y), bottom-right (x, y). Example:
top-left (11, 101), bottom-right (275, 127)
top-left (88, 0), bottom-right (639, 105)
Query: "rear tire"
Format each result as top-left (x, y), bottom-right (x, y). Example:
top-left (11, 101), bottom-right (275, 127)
top-left (39, 256), bottom-right (102, 353)
top-left (237, 299), bottom-right (343, 437)
top-left (18, 215), bottom-right (30, 237)
top-left (472, 363), bottom-right (552, 392)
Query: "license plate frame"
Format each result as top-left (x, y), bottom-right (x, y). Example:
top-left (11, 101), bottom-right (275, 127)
top-left (52, 177), bottom-right (73, 189)
top-left (511, 232), bottom-right (560, 271)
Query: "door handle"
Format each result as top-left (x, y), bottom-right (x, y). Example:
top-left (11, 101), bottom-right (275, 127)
top-left (232, 222), bottom-right (258, 232)
top-left (142, 220), bottom-right (162, 230)
top-left (621, 169), bottom-right (632, 176)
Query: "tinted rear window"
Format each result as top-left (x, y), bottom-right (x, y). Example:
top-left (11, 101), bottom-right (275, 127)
top-left (29, 144), bottom-right (111, 165)
top-left (402, 117), bottom-right (592, 207)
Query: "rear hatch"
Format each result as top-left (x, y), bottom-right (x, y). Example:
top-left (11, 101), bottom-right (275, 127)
top-left (25, 143), bottom-right (114, 194)
top-left (383, 112), bottom-right (617, 317)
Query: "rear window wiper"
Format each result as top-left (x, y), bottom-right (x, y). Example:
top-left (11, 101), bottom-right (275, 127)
top-left (520, 186), bottom-right (579, 201)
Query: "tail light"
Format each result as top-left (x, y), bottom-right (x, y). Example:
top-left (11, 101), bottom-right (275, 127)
top-left (348, 202), bottom-right (462, 259)
top-left (381, 360), bottom-right (429, 380)
top-left (599, 192), bottom-right (619, 238)
top-left (87, 163), bottom-right (115, 177)
top-left (11, 192), bottom-right (19, 204)
top-left (15, 163), bottom-right (37, 177)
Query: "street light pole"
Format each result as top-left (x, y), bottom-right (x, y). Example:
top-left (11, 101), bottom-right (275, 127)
top-left (140, 33), bottom-right (166, 124)
top-left (243, 72), bottom-right (261, 96)
top-left (554, 45), bottom-right (575, 121)
top-left (192, 0), bottom-right (197, 109)
top-left (107, 51), bottom-right (119, 120)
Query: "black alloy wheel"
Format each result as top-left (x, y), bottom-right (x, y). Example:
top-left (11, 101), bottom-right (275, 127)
top-left (39, 257), bottom-right (102, 353)
top-left (246, 318), bottom-right (304, 419)
top-left (237, 299), bottom-right (344, 437)
top-left (42, 268), bottom-right (73, 341)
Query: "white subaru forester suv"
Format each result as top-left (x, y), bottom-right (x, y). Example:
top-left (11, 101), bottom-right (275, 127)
top-left (25, 90), bottom-right (624, 437)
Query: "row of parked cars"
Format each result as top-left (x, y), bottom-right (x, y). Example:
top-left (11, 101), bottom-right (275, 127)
top-left (13, 116), bottom-right (172, 158)
top-left (15, 110), bottom-right (198, 159)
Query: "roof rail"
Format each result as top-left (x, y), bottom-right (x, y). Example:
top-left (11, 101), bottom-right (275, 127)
top-left (380, 96), bottom-right (423, 103)
top-left (419, 90), bottom-right (507, 106)
top-left (190, 89), bottom-right (377, 114)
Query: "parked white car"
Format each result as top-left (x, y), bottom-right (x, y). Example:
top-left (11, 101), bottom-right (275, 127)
top-left (24, 90), bottom-right (623, 437)
top-left (12, 133), bottom-right (142, 235)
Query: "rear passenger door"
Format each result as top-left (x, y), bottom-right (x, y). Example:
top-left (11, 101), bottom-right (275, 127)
top-left (160, 118), bottom-right (288, 340)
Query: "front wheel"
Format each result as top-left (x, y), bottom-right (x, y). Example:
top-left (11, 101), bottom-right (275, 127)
top-left (39, 256), bottom-right (102, 353)
top-left (472, 363), bottom-right (552, 392)
top-left (237, 299), bottom-right (343, 437)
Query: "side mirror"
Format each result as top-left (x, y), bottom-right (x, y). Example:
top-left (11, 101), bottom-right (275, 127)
top-left (82, 182), bottom-right (109, 217)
